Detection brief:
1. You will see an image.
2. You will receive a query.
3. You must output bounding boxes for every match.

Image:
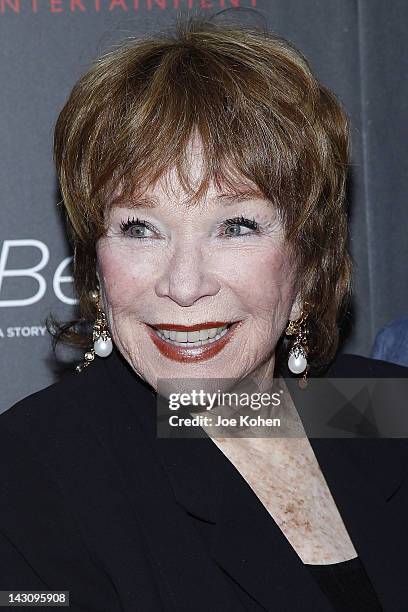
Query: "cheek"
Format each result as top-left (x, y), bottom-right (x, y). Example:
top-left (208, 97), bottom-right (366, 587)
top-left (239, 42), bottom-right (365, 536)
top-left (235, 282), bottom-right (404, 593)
top-left (96, 242), bottom-right (153, 308)
top-left (223, 244), bottom-right (295, 307)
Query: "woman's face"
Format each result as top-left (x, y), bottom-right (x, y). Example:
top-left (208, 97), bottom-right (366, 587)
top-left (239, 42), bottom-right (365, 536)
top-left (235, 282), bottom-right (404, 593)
top-left (96, 142), bottom-right (301, 393)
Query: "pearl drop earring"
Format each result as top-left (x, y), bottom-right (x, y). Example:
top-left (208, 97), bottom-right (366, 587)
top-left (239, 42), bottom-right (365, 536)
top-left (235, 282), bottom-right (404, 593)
top-left (285, 309), bottom-right (310, 388)
top-left (75, 289), bottom-right (113, 373)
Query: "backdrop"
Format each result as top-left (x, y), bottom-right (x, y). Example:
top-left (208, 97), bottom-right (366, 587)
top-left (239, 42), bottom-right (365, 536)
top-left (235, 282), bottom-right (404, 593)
top-left (1, 0), bottom-right (407, 412)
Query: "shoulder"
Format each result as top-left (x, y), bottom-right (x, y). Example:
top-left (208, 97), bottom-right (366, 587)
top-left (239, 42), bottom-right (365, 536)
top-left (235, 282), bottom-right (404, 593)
top-left (325, 352), bottom-right (408, 377)
top-left (0, 358), bottom-right (121, 535)
top-left (0, 362), bottom-right (128, 605)
top-left (0, 358), bottom-right (113, 446)
top-left (0, 349), bottom-right (154, 464)
top-left (0, 366), bottom-right (102, 587)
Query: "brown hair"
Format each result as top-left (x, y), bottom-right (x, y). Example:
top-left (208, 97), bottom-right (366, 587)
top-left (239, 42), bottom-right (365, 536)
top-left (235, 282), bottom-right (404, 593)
top-left (52, 11), bottom-right (352, 375)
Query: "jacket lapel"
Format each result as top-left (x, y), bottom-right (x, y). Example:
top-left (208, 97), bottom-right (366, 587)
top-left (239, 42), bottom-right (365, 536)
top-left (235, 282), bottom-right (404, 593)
top-left (93, 352), bottom-right (249, 611)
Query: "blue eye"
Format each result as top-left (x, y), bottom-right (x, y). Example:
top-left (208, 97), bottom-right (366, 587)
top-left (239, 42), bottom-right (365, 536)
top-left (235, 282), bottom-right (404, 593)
top-left (221, 216), bottom-right (260, 238)
top-left (120, 217), bottom-right (154, 238)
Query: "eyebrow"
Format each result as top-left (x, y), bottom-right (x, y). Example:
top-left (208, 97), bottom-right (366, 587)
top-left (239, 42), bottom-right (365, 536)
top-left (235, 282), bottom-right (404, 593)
top-left (118, 191), bottom-right (266, 209)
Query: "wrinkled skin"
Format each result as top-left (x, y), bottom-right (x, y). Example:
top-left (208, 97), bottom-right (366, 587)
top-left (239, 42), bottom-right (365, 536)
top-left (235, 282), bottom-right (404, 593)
top-left (96, 136), bottom-right (302, 396)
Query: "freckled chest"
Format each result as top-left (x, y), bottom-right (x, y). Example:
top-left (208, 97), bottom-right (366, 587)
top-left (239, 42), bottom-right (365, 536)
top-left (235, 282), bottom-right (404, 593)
top-left (210, 436), bottom-right (358, 565)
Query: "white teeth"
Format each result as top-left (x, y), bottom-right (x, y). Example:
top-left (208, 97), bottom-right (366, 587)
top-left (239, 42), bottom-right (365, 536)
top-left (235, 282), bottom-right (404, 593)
top-left (153, 324), bottom-right (231, 347)
top-left (175, 331), bottom-right (188, 342)
top-left (187, 331), bottom-right (200, 342)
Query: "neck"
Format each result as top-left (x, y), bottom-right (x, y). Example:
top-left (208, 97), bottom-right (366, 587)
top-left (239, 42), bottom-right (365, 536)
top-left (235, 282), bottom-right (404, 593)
top-left (250, 353), bottom-right (277, 394)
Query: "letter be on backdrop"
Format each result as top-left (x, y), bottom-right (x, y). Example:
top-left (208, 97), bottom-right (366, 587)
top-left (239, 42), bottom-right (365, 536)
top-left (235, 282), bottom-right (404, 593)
top-left (0, 241), bottom-right (77, 307)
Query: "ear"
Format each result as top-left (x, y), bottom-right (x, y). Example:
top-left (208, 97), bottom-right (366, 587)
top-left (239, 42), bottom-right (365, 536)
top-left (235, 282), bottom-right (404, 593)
top-left (288, 293), bottom-right (302, 322)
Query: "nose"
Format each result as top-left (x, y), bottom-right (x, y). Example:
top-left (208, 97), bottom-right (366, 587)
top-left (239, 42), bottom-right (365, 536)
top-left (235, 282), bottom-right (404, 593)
top-left (154, 240), bottom-right (221, 307)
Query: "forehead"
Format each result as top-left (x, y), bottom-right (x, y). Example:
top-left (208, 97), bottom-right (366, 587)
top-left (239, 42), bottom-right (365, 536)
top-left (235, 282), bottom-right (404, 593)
top-left (111, 170), bottom-right (266, 213)
top-left (108, 131), bottom-right (266, 212)
top-left (116, 189), bottom-right (267, 213)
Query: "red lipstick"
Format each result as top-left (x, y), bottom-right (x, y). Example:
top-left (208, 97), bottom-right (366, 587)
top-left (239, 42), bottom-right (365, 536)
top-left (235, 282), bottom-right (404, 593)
top-left (146, 321), bottom-right (242, 363)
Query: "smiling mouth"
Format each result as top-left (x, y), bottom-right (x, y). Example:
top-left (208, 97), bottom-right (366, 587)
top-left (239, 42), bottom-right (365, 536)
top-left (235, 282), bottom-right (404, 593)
top-left (149, 322), bottom-right (234, 347)
top-left (146, 321), bottom-right (242, 362)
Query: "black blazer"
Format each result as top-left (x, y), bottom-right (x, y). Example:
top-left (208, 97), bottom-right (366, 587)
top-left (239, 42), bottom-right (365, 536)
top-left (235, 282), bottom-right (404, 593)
top-left (1, 348), bottom-right (408, 611)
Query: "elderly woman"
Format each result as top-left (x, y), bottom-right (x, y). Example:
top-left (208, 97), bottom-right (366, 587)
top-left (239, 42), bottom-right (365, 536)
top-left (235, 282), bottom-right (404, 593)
top-left (1, 14), bottom-right (407, 612)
